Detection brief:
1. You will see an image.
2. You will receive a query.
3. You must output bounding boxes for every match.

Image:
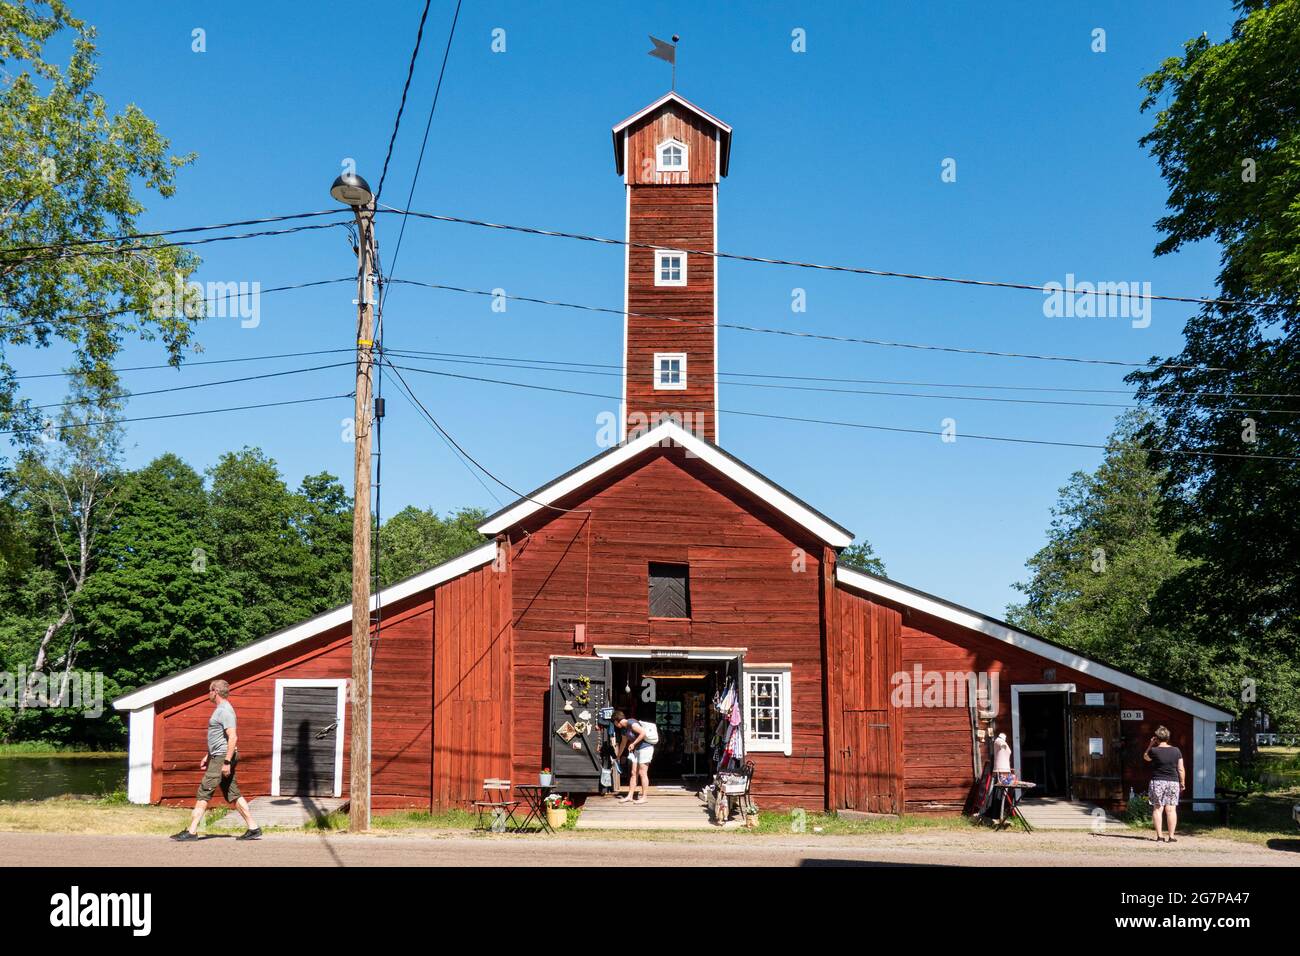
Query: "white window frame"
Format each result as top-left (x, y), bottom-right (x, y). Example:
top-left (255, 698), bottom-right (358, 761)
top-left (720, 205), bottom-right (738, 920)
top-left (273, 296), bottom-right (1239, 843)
top-left (656, 138), bottom-right (688, 172)
top-left (653, 352), bottom-right (687, 391)
top-left (743, 664), bottom-right (792, 756)
top-left (271, 678), bottom-right (348, 797)
top-left (654, 249), bottom-right (687, 287)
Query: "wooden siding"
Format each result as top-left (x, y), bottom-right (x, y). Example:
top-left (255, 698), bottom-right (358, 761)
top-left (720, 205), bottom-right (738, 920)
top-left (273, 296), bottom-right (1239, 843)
top-left (624, 100), bottom-right (720, 185)
top-left (626, 185), bottom-right (716, 441)
top-left (431, 555), bottom-right (513, 807)
top-left (828, 584), bottom-right (904, 813)
top-left (152, 592), bottom-right (437, 811)
top-left (503, 444), bottom-right (828, 811)
top-left (892, 603), bottom-right (1196, 814)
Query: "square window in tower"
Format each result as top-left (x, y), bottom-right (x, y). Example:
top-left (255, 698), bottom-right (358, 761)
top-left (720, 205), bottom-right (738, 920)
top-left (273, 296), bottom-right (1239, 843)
top-left (655, 250), bottom-right (687, 287)
top-left (654, 352), bottom-right (687, 391)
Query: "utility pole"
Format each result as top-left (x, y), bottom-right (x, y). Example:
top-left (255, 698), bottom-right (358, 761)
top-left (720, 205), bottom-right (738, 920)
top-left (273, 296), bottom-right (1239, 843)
top-left (330, 171), bottom-right (377, 832)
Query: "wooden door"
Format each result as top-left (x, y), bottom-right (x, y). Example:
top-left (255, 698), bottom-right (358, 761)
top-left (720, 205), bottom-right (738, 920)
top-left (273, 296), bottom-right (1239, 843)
top-left (841, 710), bottom-right (897, 813)
top-left (549, 656), bottom-right (613, 793)
top-left (1069, 692), bottom-right (1123, 801)
top-left (278, 686), bottom-right (340, 796)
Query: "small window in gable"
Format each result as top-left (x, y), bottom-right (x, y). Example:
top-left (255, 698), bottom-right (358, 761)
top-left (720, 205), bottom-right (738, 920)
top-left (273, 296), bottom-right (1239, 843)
top-left (648, 562), bottom-right (690, 619)
top-left (653, 352), bottom-right (687, 391)
top-left (656, 138), bottom-right (687, 172)
top-left (655, 249), bottom-right (687, 287)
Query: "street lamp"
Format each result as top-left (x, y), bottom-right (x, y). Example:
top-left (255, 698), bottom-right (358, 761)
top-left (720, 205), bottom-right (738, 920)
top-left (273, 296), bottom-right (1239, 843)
top-left (332, 171), bottom-right (377, 832)
top-left (330, 171), bottom-right (374, 207)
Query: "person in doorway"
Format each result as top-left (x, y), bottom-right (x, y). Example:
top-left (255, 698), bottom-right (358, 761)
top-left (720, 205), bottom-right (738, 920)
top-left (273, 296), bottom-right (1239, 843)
top-left (612, 710), bottom-right (653, 804)
top-left (1143, 725), bottom-right (1185, 843)
top-left (171, 679), bottom-right (261, 841)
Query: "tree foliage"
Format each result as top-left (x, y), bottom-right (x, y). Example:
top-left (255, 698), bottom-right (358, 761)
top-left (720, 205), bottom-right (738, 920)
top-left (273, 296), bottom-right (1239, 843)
top-left (1128, 0), bottom-right (1300, 739)
top-left (1, 0), bottom-right (201, 449)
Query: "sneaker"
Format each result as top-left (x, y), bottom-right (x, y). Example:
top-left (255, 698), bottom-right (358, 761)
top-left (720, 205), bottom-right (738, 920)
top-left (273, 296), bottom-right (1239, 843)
top-left (170, 830), bottom-right (198, 842)
top-left (236, 827), bottom-right (263, 841)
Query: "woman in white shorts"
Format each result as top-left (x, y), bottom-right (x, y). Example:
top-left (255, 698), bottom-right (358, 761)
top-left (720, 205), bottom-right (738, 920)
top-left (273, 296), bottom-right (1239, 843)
top-left (613, 711), bottom-right (653, 804)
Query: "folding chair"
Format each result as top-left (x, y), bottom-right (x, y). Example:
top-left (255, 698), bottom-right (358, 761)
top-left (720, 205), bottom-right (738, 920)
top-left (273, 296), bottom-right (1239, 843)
top-left (472, 778), bottom-right (521, 832)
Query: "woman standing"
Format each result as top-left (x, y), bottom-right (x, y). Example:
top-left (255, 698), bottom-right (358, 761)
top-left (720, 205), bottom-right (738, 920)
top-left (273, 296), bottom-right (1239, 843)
top-left (1143, 725), bottom-right (1185, 843)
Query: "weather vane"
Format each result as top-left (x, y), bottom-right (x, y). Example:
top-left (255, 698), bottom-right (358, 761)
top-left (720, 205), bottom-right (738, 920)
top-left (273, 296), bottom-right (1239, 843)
top-left (648, 34), bottom-right (679, 90)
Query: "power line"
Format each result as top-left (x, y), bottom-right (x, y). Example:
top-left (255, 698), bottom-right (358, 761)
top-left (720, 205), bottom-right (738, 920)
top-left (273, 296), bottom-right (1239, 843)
top-left (384, 345), bottom-right (1300, 401)
top-left (381, 349), bottom-right (1300, 417)
top-left (385, 361), bottom-right (593, 512)
top-left (15, 347), bottom-right (353, 380)
top-left (31, 361), bottom-right (353, 411)
top-left (1, 393), bottom-right (351, 438)
top-left (3, 277), bottom-right (354, 332)
top-left (379, 208), bottom-right (1295, 313)
top-left (382, 362), bottom-right (1300, 463)
top-left (1, 210), bottom-right (350, 257)
top-left (374, 0), bottom-right (435, 206)
top-left (381, 0), bottom-right (463, 298)
top-left (386, 278), bottom-right (1226, 372)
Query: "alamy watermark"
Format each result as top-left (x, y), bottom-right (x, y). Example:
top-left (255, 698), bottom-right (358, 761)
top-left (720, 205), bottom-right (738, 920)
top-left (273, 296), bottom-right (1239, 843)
top-left (150, 273), bottom-right (261, 328)
top-left (890, 666), bottom-right (1000, 716)
top-left (1, 667), bottom-right (104, 718)
top-left (1042, 274), bottom-right (1151, 329)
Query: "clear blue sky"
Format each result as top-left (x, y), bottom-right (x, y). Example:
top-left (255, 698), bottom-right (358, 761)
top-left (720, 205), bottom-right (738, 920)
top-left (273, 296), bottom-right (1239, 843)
top-left (16, 1), bottom-right (1236, 617)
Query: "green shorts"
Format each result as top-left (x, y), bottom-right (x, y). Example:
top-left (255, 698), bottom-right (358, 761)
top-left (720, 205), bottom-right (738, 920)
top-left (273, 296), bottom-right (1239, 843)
top-left (197, 751), bottom-right (242, 803)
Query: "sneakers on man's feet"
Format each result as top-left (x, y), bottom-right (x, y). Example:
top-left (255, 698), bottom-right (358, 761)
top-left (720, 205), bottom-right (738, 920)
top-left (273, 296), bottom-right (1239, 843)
top-left (170, 830), bottom-right (198, 841)
top-left (236, 827), bottom-right (263, 841)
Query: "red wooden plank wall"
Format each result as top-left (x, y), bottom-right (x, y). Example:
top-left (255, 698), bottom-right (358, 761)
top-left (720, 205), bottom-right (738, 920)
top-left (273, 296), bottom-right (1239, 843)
top-left (625, 101), bottom-right (720, 185)
top-left (828, 585), bottom-right (905, 813)
top-left (889, 602), bottom-right (1196, 813)
top-left (626, 184), bottom-right (716, 441)
top-left (505, 445), bottom-right (828, 810)
top-left (153, 594), bottom-right (436, 810)
top-left (430, 556), bottom-right (513, 808)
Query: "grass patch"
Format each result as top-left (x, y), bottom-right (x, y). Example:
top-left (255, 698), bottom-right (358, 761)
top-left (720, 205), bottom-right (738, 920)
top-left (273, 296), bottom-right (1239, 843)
top-left (0, 743), bottom-right (125, 757)
top-left (0, 795), bottom-right (190, 835)
top-left (750, 810), bottom-right (975, 836)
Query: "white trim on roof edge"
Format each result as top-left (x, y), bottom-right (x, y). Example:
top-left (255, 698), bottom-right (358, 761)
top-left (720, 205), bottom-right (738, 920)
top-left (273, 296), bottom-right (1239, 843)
top-left (835, 566), bottom-right (1231, 723)
top-left (612, 91), bottom-right (733, 136)
top-left (476, 420), bottom-right (853, 548)
top-left (112, 541), bottom-right (498, 712)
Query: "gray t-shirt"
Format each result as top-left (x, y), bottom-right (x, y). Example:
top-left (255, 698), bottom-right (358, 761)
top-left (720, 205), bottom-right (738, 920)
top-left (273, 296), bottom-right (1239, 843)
top-left (207, 700), bottom-right (236, 755)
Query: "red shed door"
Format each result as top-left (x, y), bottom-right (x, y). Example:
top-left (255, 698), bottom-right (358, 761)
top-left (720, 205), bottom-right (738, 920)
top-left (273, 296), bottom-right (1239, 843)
top-left (842, 710), bottom-right (897, 813)
top-left (1069, 692), bottom-right (1123, 801)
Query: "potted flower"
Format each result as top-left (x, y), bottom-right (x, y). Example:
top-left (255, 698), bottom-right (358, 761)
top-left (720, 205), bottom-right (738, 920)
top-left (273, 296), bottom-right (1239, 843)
top-left (544, 793), bottom-right (571, 829)
top-left (539, 767), bottom-right (553, 787)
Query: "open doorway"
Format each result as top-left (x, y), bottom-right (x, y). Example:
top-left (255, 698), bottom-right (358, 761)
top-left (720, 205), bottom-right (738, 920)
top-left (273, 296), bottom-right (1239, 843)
top-left (606, 654), bottom-right (740, 786)
top-left (1015, 691), bottom-right (1069, 797)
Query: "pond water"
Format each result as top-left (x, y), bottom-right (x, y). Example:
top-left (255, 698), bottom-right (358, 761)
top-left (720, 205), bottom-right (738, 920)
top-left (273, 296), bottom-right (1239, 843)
top-left (0, 755), bottom-right (127, 801)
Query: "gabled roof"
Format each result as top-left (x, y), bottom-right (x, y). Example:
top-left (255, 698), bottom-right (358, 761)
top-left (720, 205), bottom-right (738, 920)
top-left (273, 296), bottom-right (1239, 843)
top-left (478, 420), bottom-right (853, 548)
top-left (612, 91), bottom-right (733, 177)
top-left (835, 566), bottom-right (1233, 723)
top-left (112, 542), bottom-right (498, 712)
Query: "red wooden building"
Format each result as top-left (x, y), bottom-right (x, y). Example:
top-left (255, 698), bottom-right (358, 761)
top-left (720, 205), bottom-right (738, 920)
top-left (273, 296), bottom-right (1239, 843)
top-left (114, 92), bottom-right (1229, 815)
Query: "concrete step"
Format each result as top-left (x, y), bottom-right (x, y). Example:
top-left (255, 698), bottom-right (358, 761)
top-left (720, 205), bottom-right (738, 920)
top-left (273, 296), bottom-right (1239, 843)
top-left (213, 795), bottom-right (346, 829)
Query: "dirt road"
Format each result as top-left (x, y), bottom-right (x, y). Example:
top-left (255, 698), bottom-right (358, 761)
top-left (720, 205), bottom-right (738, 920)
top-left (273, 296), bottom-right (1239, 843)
top-left (3, 827), bottom-right (1296, 867)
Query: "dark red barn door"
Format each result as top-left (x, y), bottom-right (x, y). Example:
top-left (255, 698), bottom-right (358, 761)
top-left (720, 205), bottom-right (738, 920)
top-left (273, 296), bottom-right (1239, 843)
top-left (841, 710), bottom-right (897, 813)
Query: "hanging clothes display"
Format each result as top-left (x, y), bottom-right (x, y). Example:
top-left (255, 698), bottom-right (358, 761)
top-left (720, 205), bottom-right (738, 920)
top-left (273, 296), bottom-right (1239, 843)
top-left (711, 680), bottom-right (745, 772)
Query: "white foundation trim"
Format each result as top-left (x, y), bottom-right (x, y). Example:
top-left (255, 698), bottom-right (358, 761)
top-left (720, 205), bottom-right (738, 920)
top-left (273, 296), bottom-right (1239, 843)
top-left (271, 678), bottom-right (348, 798)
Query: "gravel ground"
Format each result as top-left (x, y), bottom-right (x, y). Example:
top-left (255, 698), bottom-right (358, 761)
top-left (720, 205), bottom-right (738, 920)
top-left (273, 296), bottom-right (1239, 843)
top-left (3, 826), bottom-right (1297, 867)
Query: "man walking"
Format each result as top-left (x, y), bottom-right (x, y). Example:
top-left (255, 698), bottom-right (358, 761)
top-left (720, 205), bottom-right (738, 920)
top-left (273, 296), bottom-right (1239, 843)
top-left (171, 679), bottom-right (262, 841)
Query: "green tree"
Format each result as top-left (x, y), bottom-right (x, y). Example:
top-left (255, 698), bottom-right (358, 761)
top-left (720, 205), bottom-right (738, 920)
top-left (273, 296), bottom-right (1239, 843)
top-left (837, 540), bottom-right (887, 577)
top-left (1, 0), bottom-right (201, 448)
top-left (47, 455), bottom-right (242, 745)
top-left (295, 471), bottom-right (352, 609)
top-left (378, 505), bottom-right (486, 587)
top-left (1131, 0), bottom-right (1300, 751)
top-left (1007, 414), bottom-right (1201, 688)
top-left (206, 448), bottom-right (317, 643)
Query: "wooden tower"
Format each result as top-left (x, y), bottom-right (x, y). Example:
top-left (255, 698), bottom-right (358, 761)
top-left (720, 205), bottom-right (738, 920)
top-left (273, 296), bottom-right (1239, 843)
top-left (612, 92), bottom-right (732, 442)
